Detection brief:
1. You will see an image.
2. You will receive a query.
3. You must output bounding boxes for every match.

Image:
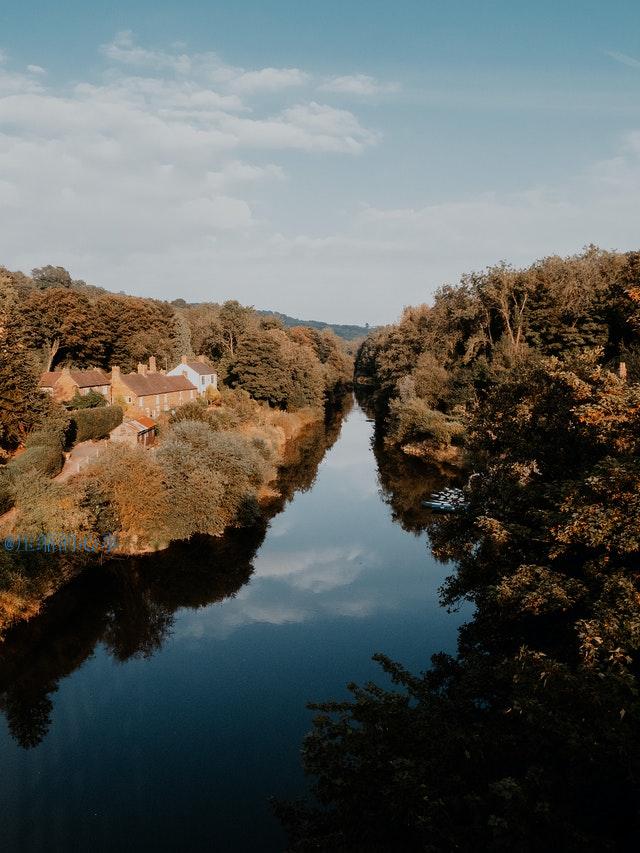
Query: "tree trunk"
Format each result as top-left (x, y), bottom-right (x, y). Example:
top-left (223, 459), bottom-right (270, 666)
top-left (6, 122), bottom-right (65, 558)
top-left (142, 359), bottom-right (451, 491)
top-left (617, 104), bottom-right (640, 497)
top-left (46, 339), bottom-right (60, 371)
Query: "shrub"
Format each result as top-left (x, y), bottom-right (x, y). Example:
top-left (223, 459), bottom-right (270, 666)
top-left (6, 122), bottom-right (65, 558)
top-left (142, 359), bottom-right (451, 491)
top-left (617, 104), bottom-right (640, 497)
top-left (66, 389), bottom-right (108, 410)
top-left (388, 396), bottom-right (465, 448)
top-left (219, 387), bottom-right (259, 422)
top-left (0, 466), bottom-right (12, 514)
top-left (24, 428), bottom-right (65, 450)
top-left (80, 444), bottom-right (170, 547)
top-left (71, 405), bottom-right (123, 442)
top-left (158, 421), bottom-right (268, 533)
top-left (206, 407), bottom-right (241, 432)
top-left (11, 469), bottom-right (91, 537)
top-left (169, 400), bottom-right (209, 425)
top-left (8, 444), bottom-right (64, 478)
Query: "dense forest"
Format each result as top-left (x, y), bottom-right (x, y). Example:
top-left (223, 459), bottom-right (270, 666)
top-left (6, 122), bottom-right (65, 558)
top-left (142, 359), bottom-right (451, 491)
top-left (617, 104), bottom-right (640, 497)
top-left (279, 248), bottom-right (640, 850)
top-left (355, 246), bottom-right (640, 458)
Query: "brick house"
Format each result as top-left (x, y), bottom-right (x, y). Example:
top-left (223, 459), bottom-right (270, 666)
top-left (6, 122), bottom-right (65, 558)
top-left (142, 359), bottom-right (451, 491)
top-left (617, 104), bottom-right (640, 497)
top-left (167, 355), bottom-right (217, 396)
top-left (110, 357), bottom-right (198, 418)
top-left (39, 367), bottom-right (111, 402)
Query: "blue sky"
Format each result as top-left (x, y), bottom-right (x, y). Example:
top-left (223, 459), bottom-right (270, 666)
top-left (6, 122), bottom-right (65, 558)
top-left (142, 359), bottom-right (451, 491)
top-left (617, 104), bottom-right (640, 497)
top-left (1, 1), bottom-right (640, 323)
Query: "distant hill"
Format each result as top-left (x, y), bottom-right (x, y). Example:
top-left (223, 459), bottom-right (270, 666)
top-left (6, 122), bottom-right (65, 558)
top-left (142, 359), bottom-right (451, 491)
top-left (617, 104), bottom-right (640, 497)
top-left (258, 310), bottom-right (373, 341)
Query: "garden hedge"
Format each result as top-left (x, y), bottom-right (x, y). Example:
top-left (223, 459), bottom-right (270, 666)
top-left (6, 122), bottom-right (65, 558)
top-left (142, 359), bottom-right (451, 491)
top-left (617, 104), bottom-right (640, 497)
top-left (71, 405), bottom-right (123, 442)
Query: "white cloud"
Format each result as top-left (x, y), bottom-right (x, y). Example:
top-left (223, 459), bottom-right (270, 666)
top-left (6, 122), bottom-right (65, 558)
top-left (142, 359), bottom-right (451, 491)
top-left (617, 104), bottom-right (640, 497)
top-left (102, 30), bottom-right (195, 74)
top-left (26, 64), bottom-right (46, 75)
top-left (1, 32), bottom-right (640, 325)
top-left (231, 67), bottom-right (310, 94)
top-left (319, 73), bottom-right (399, 96)
top-left (102, 31), bottom-right (309, 95)
top-left (605, 50), bottom-right (640, 69)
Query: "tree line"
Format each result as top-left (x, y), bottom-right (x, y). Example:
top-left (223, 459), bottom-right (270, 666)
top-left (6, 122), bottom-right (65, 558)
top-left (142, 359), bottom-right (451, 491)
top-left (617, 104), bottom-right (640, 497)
top-left (0, 264), bottom-right (353, 454)
top-left (355, 246), bottom-right (640, 455)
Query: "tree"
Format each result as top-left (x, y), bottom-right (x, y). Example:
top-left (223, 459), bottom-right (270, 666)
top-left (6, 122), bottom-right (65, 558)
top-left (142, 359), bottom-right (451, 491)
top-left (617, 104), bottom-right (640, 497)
top-left (31, 265), bottom-right (73, 290)
top-left (0, 276), bottom-right (42, 452)
top-left (227, 330), bottom-right (291, 407)
top-left (94, 293), bottom-right (181, 371)
top-left (20, 287), bottom-right (106, 370)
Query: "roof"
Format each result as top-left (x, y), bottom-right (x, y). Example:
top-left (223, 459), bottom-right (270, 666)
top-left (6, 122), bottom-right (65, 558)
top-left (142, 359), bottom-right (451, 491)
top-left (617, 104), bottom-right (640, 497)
top-left (40, 371), bottom-right (60, 387)
top-left (113, 417), bottom-right (156, 435)
top-left (39, 368), bottom-right (110, 388)
top-left (171, 360), bottom-right (216, 376)
top-left (117, 372), bottom-right (197, 396)
top-left (185, 361), bottom-right (215, 376)
top-left (135, 415), bottom-right (157, 429)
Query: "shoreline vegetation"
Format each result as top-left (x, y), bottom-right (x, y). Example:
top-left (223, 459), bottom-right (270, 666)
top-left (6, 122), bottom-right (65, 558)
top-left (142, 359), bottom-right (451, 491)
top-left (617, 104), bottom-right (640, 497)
top-left (279, 247), bottom-right (640, 851)
top-left (0, 263), bottom-right (353, 639)
top-left (355, 245), bottom-right (640, 464)
top-left (0, 397), bottom-right (353, 749)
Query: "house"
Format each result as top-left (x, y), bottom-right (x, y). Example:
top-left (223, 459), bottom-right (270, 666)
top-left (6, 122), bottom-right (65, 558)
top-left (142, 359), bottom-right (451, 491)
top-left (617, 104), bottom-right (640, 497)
top-left (110, 357), bottom-right (198, 418)
top-left (110, 415), bottom-right (157, 447)
top-left (39, 367), bottom-right (111, 402)
top-left (167, 355), bottom-right (217, 396)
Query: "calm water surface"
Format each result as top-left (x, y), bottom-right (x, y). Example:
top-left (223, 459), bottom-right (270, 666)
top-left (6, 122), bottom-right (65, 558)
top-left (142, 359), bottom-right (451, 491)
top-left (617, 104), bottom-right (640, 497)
top-left (0, 400), bottom-right (467, 852)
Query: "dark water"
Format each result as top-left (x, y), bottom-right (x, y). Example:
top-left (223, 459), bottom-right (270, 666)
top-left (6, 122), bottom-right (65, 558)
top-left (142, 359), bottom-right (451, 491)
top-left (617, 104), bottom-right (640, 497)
top-left (0, 400), bottom-right (467, 852)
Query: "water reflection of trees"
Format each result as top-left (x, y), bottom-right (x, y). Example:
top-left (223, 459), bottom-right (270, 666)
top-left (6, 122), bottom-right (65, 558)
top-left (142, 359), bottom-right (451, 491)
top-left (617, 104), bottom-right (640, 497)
top-left (359, 388), bottom-right (463, 536)
top-left (0, 399), bottom-right (350, 749)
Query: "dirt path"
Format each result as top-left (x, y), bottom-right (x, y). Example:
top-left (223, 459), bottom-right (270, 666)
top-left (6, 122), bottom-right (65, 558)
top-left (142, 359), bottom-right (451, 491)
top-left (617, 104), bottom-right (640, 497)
top-left (54, 439), bottom-right (108, 482)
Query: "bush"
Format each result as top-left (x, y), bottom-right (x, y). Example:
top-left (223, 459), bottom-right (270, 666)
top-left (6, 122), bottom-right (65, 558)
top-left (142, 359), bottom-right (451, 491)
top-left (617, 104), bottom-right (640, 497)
top-left (0, 466), bottom-right (12, 514)
top-left (8, 444), bottom-right (64, 478)
top-left (219, 387), bottom-right (260, 422)
top-left (24, 428), bottom-right (65, 450)
top-left (66, 389), bottom-right (108, 410)
top-left (388, 396), bottom-right (465, 448)
top-left (168, 400), bottom-right (209, 425)
top-left (71, 405), bottom-right (123, 442)
top-left (206, 407), bottom-right (241, 432)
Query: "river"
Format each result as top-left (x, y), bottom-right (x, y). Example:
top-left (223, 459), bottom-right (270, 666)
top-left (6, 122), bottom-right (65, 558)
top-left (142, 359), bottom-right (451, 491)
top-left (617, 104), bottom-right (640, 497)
top-left (0, 398), bottom-right (467, 852)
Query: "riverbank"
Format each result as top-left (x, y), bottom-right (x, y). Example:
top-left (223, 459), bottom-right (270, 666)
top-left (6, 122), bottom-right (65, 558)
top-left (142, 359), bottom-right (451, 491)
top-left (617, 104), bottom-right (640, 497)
top-left (0, 398), bottom-right (337, 641)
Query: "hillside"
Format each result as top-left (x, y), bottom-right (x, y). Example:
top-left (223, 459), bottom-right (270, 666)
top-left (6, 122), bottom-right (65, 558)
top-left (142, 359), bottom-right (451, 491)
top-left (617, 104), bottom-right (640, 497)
top-left (257, 310), bottom-right (373, 341)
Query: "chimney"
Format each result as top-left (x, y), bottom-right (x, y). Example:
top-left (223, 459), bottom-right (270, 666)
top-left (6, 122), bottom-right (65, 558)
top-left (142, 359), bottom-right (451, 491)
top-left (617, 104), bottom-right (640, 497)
top-left (619, 361), bottom-right (628, 382)
top-left (197, 355), bottom-right (206, 364)
top-left (137, 362), bottom-right (147, 375)
top-left (111, 365), bottom-right (120, 377)
top-left (148, 356), bottom-right (157, 373)
top-left (181, 355), bottom-right (188, 364)
top-left (62, 366), bottom-right (72, 376)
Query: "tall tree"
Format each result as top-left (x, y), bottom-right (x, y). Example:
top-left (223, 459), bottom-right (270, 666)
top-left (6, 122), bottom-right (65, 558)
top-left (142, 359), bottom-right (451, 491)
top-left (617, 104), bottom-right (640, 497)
top-left (0, 276), bottom-right (41, 451)
top-left (20, 287), bottom-right (106, 370)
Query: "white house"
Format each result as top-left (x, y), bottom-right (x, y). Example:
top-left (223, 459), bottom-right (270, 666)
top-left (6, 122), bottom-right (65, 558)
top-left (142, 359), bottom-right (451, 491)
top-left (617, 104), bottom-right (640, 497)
top-left (167, 355), bottom-right (217, 395)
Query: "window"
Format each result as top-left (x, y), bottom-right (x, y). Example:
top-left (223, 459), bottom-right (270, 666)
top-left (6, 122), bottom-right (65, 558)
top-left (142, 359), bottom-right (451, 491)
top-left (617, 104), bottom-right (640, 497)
top-left (201, 376), bottom-right (205, 385)
top-left (140, 396), bottom-right (144, 405)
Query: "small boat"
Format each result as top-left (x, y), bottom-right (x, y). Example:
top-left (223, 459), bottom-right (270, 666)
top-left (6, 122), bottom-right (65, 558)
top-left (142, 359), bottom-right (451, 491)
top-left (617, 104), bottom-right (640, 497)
top-left (422, 499), bottom-right (457, 512)
top-left (422, 486), bottom-right (467, 513)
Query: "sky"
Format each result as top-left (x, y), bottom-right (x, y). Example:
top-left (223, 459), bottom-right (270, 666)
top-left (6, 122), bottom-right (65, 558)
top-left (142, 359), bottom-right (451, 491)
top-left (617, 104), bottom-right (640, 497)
top-left (1, 1), bottom-right (640, 325)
